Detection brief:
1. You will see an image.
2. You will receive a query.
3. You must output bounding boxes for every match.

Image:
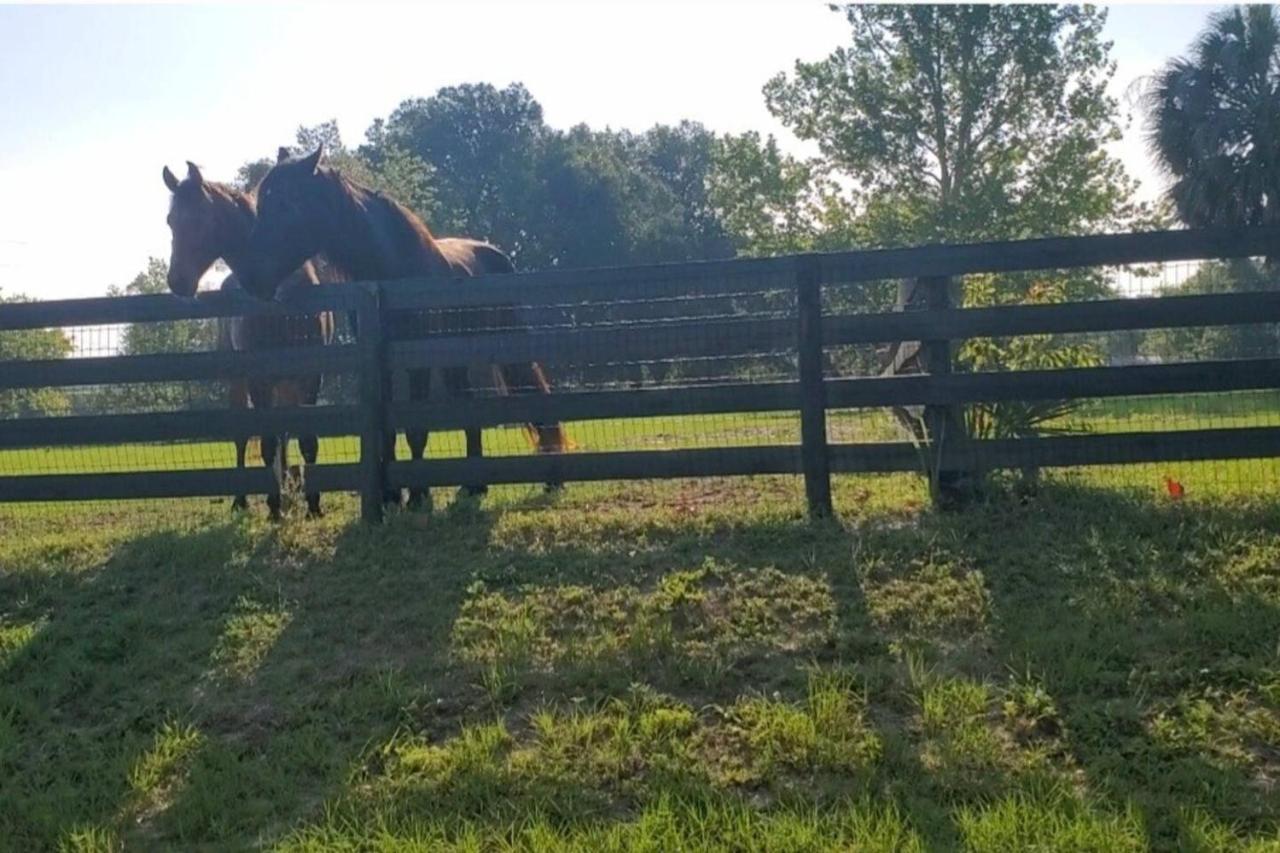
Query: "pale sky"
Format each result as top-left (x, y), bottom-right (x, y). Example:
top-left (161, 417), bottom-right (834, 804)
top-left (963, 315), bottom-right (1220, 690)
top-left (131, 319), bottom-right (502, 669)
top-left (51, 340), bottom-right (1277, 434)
top-left (0, 2), bottom-right (1223, 301)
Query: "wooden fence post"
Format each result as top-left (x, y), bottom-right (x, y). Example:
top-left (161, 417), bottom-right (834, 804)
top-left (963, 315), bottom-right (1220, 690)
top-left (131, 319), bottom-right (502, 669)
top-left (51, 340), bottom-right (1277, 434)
top-left (797, 256), bottom-right (833, 518)
top-left (356, 283), bottom-right (387, 523)
top-left (919, 275), bottom-right (970, 509)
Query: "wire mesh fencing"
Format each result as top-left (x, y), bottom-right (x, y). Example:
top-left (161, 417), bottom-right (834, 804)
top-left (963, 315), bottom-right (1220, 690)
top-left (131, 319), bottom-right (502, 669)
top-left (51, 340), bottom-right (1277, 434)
top-left (2, 229), bottom-right (1279, 520)
top-left (827, 258), bottom-right (1280, 506)
top-left (376, 266), bottom-right (810, 512)
top-left (0, 292), bottom-right (363, 533)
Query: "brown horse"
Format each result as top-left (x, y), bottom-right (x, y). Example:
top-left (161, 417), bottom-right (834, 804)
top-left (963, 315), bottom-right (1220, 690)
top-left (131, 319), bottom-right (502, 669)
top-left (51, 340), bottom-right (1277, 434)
top-left (234, 145), bottom-right (569, 510)
top-left (163, 161), bottom-right (334, 518)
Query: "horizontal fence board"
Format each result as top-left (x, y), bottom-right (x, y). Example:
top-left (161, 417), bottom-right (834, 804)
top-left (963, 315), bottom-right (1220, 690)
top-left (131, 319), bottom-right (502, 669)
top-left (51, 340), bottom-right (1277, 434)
top-left (5, 228), bottom-right (1277, 332)
top-left (371, 226), bottom-right (1280, 312)
top-left (0, 405), bottom-right (362, 450)
top-left (828, 426), bottom-right (1280, 474)
top-left (387, 382), bottom-right (802, 431)
top-left (387, 317), bottom-right (795, 369)
top-left (827, 357), bottom-right (1280, 408)
top-left (0, 284), bottom-right (358, 331)
top-left (0, 463), bottom-right (361, 503)
top-left (824, 291), bottom-right (1280, 345)
top-left (818, 226), bottom-right (1280, 285)
top-left (0, 345), bottom-right (358, 390)
top-left (380, 268), bottom-right (794, 311)
top-left (386, 446), bottom-right (803, 487)
top-left (388, 357), bottom-right (1280, 432)
top-left (968, 426), bottom-right (1280, 469)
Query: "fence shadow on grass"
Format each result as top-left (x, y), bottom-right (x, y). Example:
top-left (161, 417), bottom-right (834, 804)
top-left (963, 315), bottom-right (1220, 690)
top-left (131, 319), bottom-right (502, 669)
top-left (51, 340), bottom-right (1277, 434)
top-left (927, 483), bottom-right (1280, 848)
top-left (0, 519), bottom-right (252, 847)
top-left (3, 480), bottom-right (1280, 849)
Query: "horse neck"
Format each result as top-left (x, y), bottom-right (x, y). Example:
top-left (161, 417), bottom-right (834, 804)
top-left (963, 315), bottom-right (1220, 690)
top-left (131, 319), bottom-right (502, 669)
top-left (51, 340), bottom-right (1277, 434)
top-left (208, 184), bottom-right (257, 274)
top-left (318, 171), bottom-right (452, 280)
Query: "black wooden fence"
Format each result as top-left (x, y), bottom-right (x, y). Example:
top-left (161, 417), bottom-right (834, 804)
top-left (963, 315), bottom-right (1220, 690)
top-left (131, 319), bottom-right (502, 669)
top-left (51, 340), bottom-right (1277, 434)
top-left (2, 226), bottom-right (1279, 521)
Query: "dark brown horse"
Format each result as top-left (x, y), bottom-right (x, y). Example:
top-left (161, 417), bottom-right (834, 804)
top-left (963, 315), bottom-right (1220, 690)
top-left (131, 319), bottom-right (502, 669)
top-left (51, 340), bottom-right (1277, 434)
top-left (234, 146), bottom-right (569, 509)
top-left (163, 162), bottom-right (334, 518)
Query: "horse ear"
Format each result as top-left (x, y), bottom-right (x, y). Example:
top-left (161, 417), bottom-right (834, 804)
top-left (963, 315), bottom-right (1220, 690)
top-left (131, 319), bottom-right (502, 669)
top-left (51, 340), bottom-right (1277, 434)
top-left (185, 161), bottom-right (204, 186)
top-left (162, 166), bottom-right (180, 193)
top-left (302, 144), bottom-right (324, 174)
top-left (277, 146), bottom-right (292, 164)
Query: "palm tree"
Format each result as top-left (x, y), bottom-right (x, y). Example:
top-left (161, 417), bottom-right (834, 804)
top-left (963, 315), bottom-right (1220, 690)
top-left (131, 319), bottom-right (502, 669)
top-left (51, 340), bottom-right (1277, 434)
top-left (1146, 5), bottom-right (1280, 228)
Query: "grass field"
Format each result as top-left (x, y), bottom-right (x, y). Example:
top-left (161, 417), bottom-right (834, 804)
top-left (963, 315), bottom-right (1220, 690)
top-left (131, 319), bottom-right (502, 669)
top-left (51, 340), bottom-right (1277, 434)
top-left (4, 388), bottom-right (1280, 479)
top-left (2, 396), bottom-right (1280, 851)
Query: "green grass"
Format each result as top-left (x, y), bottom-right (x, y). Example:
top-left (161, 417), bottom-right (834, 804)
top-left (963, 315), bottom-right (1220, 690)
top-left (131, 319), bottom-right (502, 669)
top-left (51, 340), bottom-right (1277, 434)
top-left (4, 395), bottom-right (1279, 498)
top-left (2, 468), bottom-right (1280, 851)
top-left (2, 396), bottom-right (1280, 850)
top-left (0, 410), bottom-right (807, 476)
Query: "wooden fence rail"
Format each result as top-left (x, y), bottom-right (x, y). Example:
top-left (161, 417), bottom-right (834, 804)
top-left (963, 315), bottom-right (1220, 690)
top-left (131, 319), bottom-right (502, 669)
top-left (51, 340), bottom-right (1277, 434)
top-left (2, 225), bottom-right (1279, 519)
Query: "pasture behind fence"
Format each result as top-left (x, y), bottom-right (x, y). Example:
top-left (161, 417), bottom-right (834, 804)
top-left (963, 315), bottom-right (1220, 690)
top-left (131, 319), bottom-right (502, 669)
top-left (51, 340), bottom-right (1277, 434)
top-left (1, 226), bottom-right (1279, 519)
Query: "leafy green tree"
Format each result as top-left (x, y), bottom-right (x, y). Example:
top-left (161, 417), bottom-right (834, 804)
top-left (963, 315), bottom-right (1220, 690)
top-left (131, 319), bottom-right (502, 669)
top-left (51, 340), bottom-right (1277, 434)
top-left (534, 125), bottom-right (645, 268)
top-left (958, 276), bottom-right (1103, 441)
top-left (0, 290), bottom-right (72, 418)
top-left (533, 123), bottom-right (742, 268)
top-left (631, 121), bottom-right (735, 260)
top-left (370, 85), bottom-right (735, 269)
top-left (765, 4), bottom-right (1138, 256)
top-left (240, 121), bottom-right (436, 221)
top-left (1144, 260), bottom-right (1280, 361)
top-left (372, 83), bottom-right (547, 260)
top-left (101, 259), bottom-right (221, 412)
top-left (708, 131), bottom-right (834, 256)
top-left (764, 5), bottom-right (1143, 492)
top-left (234, 157), bottom-right (273, 194)
top-left (1146, 6), bottom-right (1280, 229)
top-left (110, 258), bottom-right (217, 356)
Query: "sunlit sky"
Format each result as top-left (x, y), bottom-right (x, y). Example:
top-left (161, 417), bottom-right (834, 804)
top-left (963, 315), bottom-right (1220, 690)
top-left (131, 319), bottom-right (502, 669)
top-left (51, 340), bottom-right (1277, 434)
top-left (0, 2), bottom-right (1222, 301)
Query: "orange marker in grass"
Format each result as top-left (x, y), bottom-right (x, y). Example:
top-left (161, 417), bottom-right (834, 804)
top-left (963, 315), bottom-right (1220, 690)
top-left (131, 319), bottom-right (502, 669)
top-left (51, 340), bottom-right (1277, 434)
top-left (1164, 476), bottom-right (1185, 500)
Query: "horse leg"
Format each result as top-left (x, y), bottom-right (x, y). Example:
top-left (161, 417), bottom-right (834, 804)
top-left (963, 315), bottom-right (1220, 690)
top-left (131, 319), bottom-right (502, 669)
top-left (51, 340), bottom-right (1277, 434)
top-left (281, 432), bottom-right (294, 509)
top-left (232, 436), bottom-right (250, 512)
top-left (444, 366), bottom-right (486, 498)
top-left (464, 424), bottom-right (486, 496)
top-left (260, 434), bottom-right (283, 521)
top-left (382, 428), bottom-right (403, 508)
top-left (498, 361), bottom-right (565, 492)
top-left (404, 428), bottom-right (431, 510)
top-left (275, 380), bottom-right (313, 515)
top-left (251, 383), bottom-right (284, 521)
top-left (230, 378), bottom-right (250, 511)
top-left (298, 376), bottom-right (324, 518)
top-left (404, 367), bottom-right (433, 511)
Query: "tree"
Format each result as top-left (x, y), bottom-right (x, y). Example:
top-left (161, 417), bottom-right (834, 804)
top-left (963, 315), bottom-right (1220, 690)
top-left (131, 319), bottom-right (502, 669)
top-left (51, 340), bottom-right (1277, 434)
top-left (765, 6), bottom-right (1141, 494)
top-left (109, 258), bottom-right (217, 356)
top-left (765, 5), bottom-right (1138, 253)
top-left (534, 125), bottom-right (643, 268)
top-left (708, 131), bottom-right (833, 257)
top-left (1144, 260), bottom-right (1280, 361)
top-left (240, 121), bottom-right (436, 221)
top-left (101, 258), bottom-right (221, 412)
top-left (632, 121), bottom-right (735, 260)
top-left (0, 290), bottom-right (72, 418)
top-left (1146, 6), bottom-right (1280, 229)
top-left (372, 83), bottom-right (548, 260)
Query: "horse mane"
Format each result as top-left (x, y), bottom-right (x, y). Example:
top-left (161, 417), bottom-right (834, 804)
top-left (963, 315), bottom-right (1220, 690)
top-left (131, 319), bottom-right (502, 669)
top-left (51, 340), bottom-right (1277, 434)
top-left (328, 167), bottom-right (435, 242)
top-left (170, 175), bottom-right (256, 219)
top-left (310, 165), bottom-right (452, 279)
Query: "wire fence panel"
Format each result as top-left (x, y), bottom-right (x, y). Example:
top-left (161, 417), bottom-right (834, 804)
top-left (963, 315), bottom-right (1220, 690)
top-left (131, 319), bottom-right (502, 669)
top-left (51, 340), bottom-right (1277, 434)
top-left (832, 255), bottom-right (1280, 508)
top-left (0, 290), bottom-right (363, 522)
top-left (1, 227), bottom-right (1279, 518)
